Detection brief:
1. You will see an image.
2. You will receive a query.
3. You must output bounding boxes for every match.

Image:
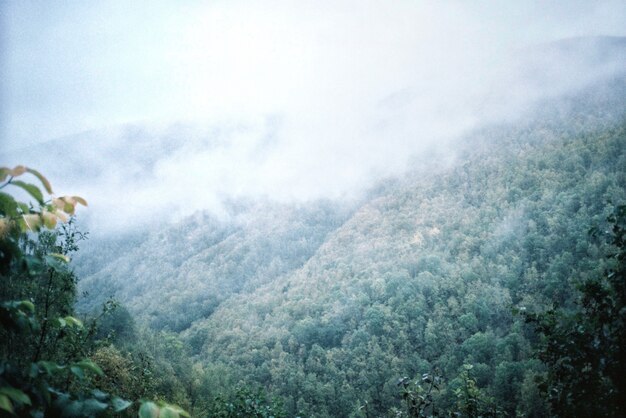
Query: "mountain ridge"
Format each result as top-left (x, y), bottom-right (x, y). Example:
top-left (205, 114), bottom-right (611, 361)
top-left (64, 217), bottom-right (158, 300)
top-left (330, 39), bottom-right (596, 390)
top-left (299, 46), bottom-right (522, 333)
top-left (5, 35), bottom-right (625, 416)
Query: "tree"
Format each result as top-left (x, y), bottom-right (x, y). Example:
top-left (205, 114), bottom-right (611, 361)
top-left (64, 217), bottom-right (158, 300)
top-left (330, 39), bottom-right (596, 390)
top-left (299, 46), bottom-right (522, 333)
top-left (525, 204), bottom-right (626, 417)
top-left (0, 166), bottom-right (187, 417)
top-left (207, 386), bottom-right (286, 418)
top-left (395, 370), bottom-right (443, 418)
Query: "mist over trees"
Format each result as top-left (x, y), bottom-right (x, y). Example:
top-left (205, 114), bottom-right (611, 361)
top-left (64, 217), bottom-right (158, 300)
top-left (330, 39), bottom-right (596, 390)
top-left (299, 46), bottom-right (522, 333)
top-left (55, 72), bottom-right (626, 416)
top-left (1, 7), bottom-right (626, 416)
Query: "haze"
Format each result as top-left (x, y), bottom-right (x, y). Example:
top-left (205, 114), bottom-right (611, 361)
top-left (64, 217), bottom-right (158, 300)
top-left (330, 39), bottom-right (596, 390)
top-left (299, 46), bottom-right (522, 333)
top-left (1, 0), bottom-right (625, 231)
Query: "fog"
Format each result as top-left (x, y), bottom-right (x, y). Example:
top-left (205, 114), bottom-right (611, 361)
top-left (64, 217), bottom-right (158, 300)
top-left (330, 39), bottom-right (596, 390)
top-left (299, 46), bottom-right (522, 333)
top-left (1, 1), bottom-right (625, 232)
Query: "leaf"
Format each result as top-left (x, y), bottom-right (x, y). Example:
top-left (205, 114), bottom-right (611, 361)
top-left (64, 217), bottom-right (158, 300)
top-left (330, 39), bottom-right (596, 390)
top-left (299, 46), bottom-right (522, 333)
top-left (0, 387), bottom-right (31, 405)
top-left (63, 201), bottom-right (75, 215)
top-left (10, 180), bottom-right (44, 204)
top-left (44, 254), bottom-right (67, 272)
top-left (139, 401), bottom-right (160, 418)
top-left (0, 219), bottom-right (11, 240)
top-left (90, 389), bottom-right (107, 401)
top-left (41, 211), bottom-right (58, 229)
top-left (18, 300), bottom-right (35, 314)
top-left (52, 198), bottom-right (65, 210)
top-left (0, 394), bottom-right (12, 414)
top-left (0, 192), bottom-right (19, 217)
top-left (0, 220), bottom-right (11, 239)
top-left (70, 365), bottom-right (84, 380)
top-left (16, 202), bottom-right (30, 214)
top-left (0, 166), bottom-right (26, 182)
top-left (72, 196), bottom-right (88, 207)
top-left (80, 398), bottom-right (108, 415)
top-left (0, 167), bottom-right (9, 182)
top-left (45, 207), bottom-right (67, 223)
top-left (25, 167), bottom-right (53, 194)
top-left (62, 316), bottom-right (83, 328)
top-left (10, 166), bottom-right (27, 176)
top-left (160, 406), bottom-right (180, 418)
top-left (19, 214), bottom-right (42, 232)
top-left (73, 360), bottom-right (103, 376)
top-left (161, 404), bottom-right (190, 418)
top-left (54, 209), bottom-right (68, 223)
top-left (111, 397), bottom-right (132, 412)
top-left (38, 361), bottom-right (65, 376)
top-left (177, 408), bottom-right (191, 417)
top-left (0, 301), bottom-right (35, 332)
top-left (48, 253), bottom-right (70, 263)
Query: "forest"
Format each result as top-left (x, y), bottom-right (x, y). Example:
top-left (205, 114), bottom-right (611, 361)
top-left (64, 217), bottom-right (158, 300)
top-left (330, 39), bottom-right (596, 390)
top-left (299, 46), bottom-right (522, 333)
top-left (2, 50), bottom-right (626, 418)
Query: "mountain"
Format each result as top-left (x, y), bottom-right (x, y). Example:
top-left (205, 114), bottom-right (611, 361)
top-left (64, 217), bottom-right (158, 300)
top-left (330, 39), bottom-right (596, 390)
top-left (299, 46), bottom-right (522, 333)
top-left (76, 199), bottom-right (353, 332)
top-left (73, 69), bottom-right (626, 416)
top-left (2, 36), bottom-right (625, 235)
top-left (3, 36), bottom-right (626, 416)
top-left (181, 82), bottom-right (626, 417)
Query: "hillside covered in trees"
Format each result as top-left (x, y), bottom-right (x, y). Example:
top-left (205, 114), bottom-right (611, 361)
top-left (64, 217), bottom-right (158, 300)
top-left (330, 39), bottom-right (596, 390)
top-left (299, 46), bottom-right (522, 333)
top-left (62, 70), bottom-right (626, 417)
top-left (1, 21), bottom-right (626, 416)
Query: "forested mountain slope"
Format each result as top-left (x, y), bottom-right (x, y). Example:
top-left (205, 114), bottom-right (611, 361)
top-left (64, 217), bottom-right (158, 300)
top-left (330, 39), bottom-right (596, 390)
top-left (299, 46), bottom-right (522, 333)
top-left (74, 73), bottom-right (626, 417)
top-left (65, 36), bottom-right (626, 416)
top-left (195, 83), bottom-right (626, 416)
top-left (77, 200), bottom-right (351, 332)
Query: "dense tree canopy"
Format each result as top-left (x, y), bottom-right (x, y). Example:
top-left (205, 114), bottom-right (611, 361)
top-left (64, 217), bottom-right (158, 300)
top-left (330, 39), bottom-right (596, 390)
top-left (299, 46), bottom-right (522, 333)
top-left (71, 77), bottom-right (626, 417)
top-left (2, 56), bottom-right (625, 418)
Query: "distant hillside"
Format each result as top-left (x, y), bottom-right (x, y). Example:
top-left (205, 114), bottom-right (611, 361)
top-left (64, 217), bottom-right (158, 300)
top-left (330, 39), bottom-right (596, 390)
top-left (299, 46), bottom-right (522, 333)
top-left (76, 200), bottom-right (353, 332)
top-left (10, 36), bottom-right (626, 417)
top-left (72, 69), bottom-right (626, 416)
top-left (167, 80), bottom-right (624, 417)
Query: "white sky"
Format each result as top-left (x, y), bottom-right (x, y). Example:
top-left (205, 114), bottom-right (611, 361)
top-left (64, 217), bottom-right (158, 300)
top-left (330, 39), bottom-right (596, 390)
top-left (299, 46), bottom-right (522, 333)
top-left (1, 0), bottom-right (625, 231)
top-left (2, 0), bottom-right (625, 150)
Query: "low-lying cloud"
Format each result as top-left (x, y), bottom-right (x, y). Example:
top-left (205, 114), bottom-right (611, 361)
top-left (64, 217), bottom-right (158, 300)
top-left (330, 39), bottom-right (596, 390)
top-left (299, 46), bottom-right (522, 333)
top-left (1, 1), bottom-right (625, 233)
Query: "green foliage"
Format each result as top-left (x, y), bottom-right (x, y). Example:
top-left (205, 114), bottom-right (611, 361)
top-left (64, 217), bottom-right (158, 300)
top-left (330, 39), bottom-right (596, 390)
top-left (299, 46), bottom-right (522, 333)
top-left (393, 365), bottom-right (508, 417)
top-left (0, 167), bottom-right (107, 416)
top-left (138, 401), bottom-right (190, 418)
top-left (395, 371), bottom-right (443, 418)
top-left (61, 81), bottom-right (625, 417)
top-left (525, 204), bottom-right (626, 417)
top-left (206, 387), bottom-right (286, 418)
top-left (0, 291), bottom-right (131, 416)
top-left (0, 167), bottom-right (186, 417)
top-left (451, 364), bottom-right (501, 418)
top-left (69, 78), bottom-right (626, 417)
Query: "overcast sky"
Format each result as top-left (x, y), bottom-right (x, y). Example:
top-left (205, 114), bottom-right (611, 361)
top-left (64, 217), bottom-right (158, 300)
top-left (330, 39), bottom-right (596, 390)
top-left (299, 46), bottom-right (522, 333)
top-left (1, 1), bottom-right (625, 231)
top-left (2, 0), bottom-right (625, 151)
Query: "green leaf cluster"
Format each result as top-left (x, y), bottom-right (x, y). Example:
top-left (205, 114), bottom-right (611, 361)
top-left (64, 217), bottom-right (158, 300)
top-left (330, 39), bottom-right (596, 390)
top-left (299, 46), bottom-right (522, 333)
top-left (0, 167), bottom-right (186, 417)
top-left (524, 205), bottom-right (626, 417)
